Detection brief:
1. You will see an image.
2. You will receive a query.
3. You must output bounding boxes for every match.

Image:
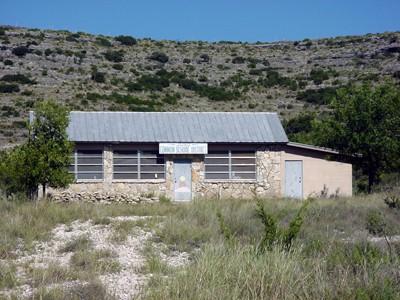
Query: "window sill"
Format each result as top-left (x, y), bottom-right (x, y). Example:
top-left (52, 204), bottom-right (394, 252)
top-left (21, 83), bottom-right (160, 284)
top-left (204, 179), bottom-right (257, 183)
top-left (112, 179), bottom-right (166, 183)
top-left (75, 179), bottom-right (104, 183)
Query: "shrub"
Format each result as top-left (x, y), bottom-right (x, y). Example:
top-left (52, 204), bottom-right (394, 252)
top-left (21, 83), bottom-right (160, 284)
top-left (95, 37), bottom-right (112, 47)
top-left (183, 58), bottom-right (191, 64)
top-left (149, 52), bottom-right (169, 63)
top-left (248, 103), bottom-right (258, 109)
top-left (198, 75), bottom-right (208, 82)
top-left (136, 74), bottom-right (170, 91)
top-left (103, 50), bottom-right (124, 62)
top-left (112, 63), bottom-right (123, 71)
top-left (162, 93), bottom-right (181, 105)
top-left (232, 56), bottom-right (245, 64)
top-left (309, 68), bottom-right (330, 84)
top-left (365, 212), bottom-right (388, 236)
top-left (115, 35), bottom-right (137, 46)
top-left (199, 53), bottom-right (210, 62)
top-left (44, 48), bottom-right (53, 56)
top-left (0, 83), bottom-right (20, 93)
top-left (296, 87), bottom-right (337, 105)
top-left (0, 74), bottom-right (37, 85)
top-left (12, 46), bottom-right (30, 57)
top-left (91, 71), bottom-right (106, 83)
top-left (249, 68), bottom-right (263, 76)
top-left (282, 112), bottom-right (316, 134)
top-left (3, 59), bottom-right (13, 66)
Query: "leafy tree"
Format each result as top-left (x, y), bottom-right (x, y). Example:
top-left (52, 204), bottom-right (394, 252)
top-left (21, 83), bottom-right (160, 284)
top-left (0, 100), bottom-right (74, 198)
top-left (283, 112), bottom-right (316, 144)
top-left (312, 82), bottom-right (400, 193)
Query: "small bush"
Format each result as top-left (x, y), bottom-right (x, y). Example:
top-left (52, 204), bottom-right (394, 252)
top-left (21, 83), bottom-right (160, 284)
top-left (3, 59), bottom-right (13, 66)
top-left (59, 236), bottom-right (93, 253)
top-left (384, 194), bottom-right (400, 210)
top-left (309, 68), bottom-right (330, 84)
top-left (199, 53), bottom-right (210, 62)
top-left (103, 50), bottom-right (124, 62)
top-left (365, 212), bottom-right (388, 236)
top-left (115, 35), bottom-right (137, 46)
top-left (232, 56), bottom-right (245, 64)
top-left (249, 68), bottom-right (263, 76)
top-left (0, 83), bottom-right (20, 93)
top-left (149, 52), bottom-right (169, 63)
top-left (0, 74), bottom-right (37, 85)
top-left (12, 46), bottom-right (30, 57)
top-left (95, 36), bottom-right (112, 47)
top-left (162, 93), bottom-right (181, 105)
top-left (112, 63), bottom-right (123, 71)
top-left (91, 71), bottom-right (106, 83)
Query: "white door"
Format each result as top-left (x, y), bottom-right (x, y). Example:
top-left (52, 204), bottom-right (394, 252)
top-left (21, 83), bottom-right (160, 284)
top-left (285, 160), bottom-right (303, 199)
top-left (174, 159), bottom-right (192, 201)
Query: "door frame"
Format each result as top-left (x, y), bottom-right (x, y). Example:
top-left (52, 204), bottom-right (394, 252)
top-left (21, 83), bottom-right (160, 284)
top-left (173, 159), bottom-right (192, 201)
top-left (285, 160), bottom-right (303, 199)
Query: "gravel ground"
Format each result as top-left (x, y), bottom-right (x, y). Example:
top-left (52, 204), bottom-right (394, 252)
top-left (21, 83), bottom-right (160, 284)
top-left (0, 216), bottom-right (190, 299)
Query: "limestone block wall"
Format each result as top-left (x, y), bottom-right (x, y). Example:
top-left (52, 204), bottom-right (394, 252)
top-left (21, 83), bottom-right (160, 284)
top-left (48, 144), bottom-right (282, 202)
top-left (194, 146), bottom-right (282, 199)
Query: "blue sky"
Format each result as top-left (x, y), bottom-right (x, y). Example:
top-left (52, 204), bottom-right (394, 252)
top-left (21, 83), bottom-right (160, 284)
top-left (1, 1), bottom-right (399, 42)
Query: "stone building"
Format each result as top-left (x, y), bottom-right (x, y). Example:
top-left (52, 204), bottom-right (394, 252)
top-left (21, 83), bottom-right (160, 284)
top-left (48, 112), bottom-right (352, 202)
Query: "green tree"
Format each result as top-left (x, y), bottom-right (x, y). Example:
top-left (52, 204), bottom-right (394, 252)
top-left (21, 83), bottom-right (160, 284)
top-left (312, 82), bottom-right (400, 193)
top-left (0, 100), bottom-right (74, 198)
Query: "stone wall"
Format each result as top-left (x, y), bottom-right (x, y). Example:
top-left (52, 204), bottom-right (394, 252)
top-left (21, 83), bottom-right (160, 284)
top-left (48, 145), bottom-right (282, 202)
top-left (194, 146), bottom-right (281, 199)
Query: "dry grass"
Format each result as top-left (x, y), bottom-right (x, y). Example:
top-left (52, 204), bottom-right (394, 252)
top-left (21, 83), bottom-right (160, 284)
top-left (1, 193), bottom-right (400, 299)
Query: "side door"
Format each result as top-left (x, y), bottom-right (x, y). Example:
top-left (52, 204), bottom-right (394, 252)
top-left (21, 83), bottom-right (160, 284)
top-left (285, 160), bottom-right (303, 199)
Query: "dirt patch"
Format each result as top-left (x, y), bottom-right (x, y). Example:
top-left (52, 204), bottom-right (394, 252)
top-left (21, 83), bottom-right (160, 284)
top-left (0, 216), bottom-right (189, 299)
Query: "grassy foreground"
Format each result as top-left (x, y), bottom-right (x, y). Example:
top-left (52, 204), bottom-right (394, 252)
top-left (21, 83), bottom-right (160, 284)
top-left (1, 194), bottom-right (400, 299)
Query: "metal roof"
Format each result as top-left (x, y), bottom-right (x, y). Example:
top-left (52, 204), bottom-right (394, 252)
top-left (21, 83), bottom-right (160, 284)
top-left (287, 142), bottom-right (339, 154)
top-left (67, 112), bottom-right (288, 143)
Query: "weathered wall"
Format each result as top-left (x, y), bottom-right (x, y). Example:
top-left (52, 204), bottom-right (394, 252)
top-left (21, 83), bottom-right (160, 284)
top-left (48, 144), bottom-right (283, 202)
top-left (281, 145), bottom-right (352, 198)
top-left (194, 146), bottom-right (281, 199)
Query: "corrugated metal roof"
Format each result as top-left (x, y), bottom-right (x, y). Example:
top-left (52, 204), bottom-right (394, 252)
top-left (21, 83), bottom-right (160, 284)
top-left (67, 112), bottom-right (288, 143)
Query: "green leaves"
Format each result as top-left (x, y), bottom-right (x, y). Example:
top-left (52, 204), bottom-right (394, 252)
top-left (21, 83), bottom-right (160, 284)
top-left (313, 81), bottom-right (400, 192)
top-left (1, 100), bottom-right (74, 198)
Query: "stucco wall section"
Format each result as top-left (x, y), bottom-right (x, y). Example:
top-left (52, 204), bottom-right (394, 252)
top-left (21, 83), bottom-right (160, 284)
top-left (281, 146), bottom-right (352, 198)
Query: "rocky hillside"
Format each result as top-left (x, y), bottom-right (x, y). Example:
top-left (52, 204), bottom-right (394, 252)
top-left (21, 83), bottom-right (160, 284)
top-left (0, 26), bottom-right (399, 147)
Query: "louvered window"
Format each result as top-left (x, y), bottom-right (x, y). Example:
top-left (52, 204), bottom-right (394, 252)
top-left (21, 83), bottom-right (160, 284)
top-left (69, 149), bottom-right (103, 180)
top-left (205, 150), bottom-right (256, 180)
top-left (113, 150), bottom-right (165, 180)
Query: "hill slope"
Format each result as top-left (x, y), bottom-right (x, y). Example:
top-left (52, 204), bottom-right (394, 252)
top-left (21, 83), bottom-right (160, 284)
top-left (0, 26), bottom-right (399, 147)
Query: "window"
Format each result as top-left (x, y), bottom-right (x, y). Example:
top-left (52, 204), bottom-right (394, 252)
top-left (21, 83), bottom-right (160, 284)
top-left (205, 150), bottom-right (256, 180)
top-left (113, 150), bottom-right (165, 180)
top-left (70, 149), bottom-right (103, 180)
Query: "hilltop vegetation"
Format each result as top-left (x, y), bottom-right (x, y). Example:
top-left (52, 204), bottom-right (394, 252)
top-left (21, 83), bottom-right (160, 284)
top-left (0, 26), bottom-right (399, 146)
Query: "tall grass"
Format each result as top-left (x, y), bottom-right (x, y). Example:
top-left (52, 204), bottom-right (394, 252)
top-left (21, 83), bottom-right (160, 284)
top-left (1, 193), bottom-right (400, 299)
top-left (143, 195), bottom-right (400, 299)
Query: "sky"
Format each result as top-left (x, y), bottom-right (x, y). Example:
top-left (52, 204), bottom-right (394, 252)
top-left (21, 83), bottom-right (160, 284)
top-left (1, 0), bottom-right (399, 43)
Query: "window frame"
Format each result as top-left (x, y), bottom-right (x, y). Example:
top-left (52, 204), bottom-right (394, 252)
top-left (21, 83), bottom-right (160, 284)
top-left (70, 148), bottom-right (104, 181)
top-left (112, 148), bottom-right (165, 180)
top-left (205, 149), bottom-right (256, 180)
